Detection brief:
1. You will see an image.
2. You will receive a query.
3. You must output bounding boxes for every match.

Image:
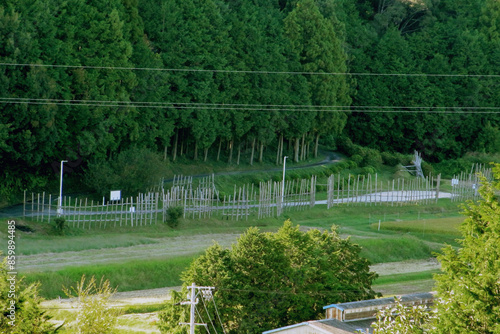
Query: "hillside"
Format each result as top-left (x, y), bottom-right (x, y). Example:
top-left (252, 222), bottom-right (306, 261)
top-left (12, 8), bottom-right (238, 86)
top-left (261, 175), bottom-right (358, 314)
top-left (1, 0), bottom-right (499, 201)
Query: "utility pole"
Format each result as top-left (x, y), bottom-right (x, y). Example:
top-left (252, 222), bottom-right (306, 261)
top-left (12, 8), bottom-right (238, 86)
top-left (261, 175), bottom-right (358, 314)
top-left (58, 160), bottom-right (68, 217)
top-left (179, 283), bottom-right (215, 334)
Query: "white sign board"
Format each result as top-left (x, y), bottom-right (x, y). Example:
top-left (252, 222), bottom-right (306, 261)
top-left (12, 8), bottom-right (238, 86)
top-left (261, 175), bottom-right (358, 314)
top-left (451, 179), bottom-right (459, 186)
top-left (110, 190), bottom-right (121, 201)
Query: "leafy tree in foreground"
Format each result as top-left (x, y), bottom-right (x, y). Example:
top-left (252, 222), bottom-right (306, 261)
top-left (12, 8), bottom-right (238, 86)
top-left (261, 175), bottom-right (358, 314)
top-left (0, 255), bottom-right (58, 333)
top-left (158, 221), bottom-right (377, 333)
top-left (433, 163), bottom-right (500, 333)
top-left (372, 163), bottom-right (500, 333)
top-left (372, 296), bottom-right (436, 334)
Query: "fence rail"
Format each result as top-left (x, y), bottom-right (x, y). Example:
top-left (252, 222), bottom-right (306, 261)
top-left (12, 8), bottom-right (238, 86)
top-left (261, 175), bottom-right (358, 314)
top-left (24, 165), bottom-right (490, 229)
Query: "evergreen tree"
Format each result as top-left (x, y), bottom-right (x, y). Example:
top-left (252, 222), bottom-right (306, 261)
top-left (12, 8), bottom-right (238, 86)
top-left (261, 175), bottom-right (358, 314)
top-left (158, 221), bottom-right (377, 333)
top-left (284, 0), bottom-right (350, 160)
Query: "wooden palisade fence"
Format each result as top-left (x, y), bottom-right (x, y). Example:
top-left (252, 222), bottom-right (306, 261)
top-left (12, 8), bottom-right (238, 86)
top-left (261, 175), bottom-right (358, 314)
top-left (451, 164), bottom-right (493, 202)
top-left (24, 165), bottom-right (490, 229)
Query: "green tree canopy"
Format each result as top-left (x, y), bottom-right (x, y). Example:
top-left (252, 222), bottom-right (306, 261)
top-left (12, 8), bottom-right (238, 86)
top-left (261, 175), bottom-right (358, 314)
top-left (0, 255), bottom-right (57, 333)
top-left (372, 164), bottom-right (500, 333)
top-left (158, 221), bottom-right (377, 333)
top-left (433, 163), bottom-right (500, 333)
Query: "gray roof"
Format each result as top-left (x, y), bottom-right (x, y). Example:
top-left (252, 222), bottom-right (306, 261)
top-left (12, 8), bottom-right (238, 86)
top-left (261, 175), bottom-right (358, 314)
top-left (263, 319), bottom-right (373, 334)
top-left (323, 292), bottom-right (435, 311)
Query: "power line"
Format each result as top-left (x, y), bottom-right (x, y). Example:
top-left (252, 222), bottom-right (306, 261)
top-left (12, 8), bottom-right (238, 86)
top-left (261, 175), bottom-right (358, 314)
top-left (216, 287), bottom-right (377, 297)
top-left (212, 297), bottom-right (227, 334)
top-left (1, 99), bottom-right (499, 113)
top-left (1, 62), bottom-right (499, 78)
top-left (1, 97), bottom-right (500, 110)
top-left (195, 307), bottom-right (212, 334)
top-left (201, 295), bottom-right (218, 334)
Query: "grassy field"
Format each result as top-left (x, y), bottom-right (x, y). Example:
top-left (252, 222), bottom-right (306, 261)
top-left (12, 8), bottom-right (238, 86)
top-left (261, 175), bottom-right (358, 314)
top-left (4, 197), bottom-right (465, 301)
top-left (23, 256), bottom-right (196, 300)
top-left (0, 157), bottom-right (473, 333)
top-left (374, 217), bottom-right (464, 236)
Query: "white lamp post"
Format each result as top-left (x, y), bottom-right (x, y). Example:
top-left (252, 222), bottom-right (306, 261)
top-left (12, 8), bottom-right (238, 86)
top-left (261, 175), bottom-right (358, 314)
top-left (58, 160), bottom-right (68, 216)
top-left (281, 156), bottom-right (288, 211)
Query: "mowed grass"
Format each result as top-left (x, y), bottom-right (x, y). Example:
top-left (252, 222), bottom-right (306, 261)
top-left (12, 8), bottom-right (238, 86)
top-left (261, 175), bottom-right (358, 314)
top-left (372, 270), bottom-right (440, 296)
top-left (23, 255), bottom-right (196, 300)
top-left (373, 217), bottom-right (464, 236)
top-left (355, 236), bottom-right (436, 264)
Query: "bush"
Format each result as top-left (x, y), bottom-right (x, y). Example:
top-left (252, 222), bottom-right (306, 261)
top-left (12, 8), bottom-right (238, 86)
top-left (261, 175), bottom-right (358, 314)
top-left (361, 166), bottom-right (376, 175)
top-left (64, 275), bottom-right (119, 334)
top-left (0, 255), bottom-right (57, 333)
top-left (381, 151), bottom-right (401, 167)
top-left (53, 217), bottom-right (66, 235)
top-left (361, 148), bottom-right (383, 168)
top-left (347, 160), bottom-right (358, 169)
top-left (166, 206), bottom-right (184, 228)
top-left (336, 136), bottom-right (357, 156)
top-left (350, 154), bottom-right (363, 166)
top-left (393, 165), bottom-right (413, 180)
top-left (421, 162), bottom-right (435, 177)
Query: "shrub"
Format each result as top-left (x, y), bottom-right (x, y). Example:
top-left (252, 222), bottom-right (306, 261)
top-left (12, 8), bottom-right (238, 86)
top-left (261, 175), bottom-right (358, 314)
top-left (166, 206), bottom-right (184, 228)
top-left (53, 217), bottom-right (66, 235)
top-left (381, 151), bottom-right (401, 166)
top-left (361, 166), bottom-right (376, 175)
top-left (0, 255), bottom-right (57, 334)
top-left (347, 160), bottom-right (358, 169)
top-left (63, 275), bottom-right (119, 334)
top-left (421, 162), bottom-right (435, 177)
top-left (350, 154), bottom-right (363, 166)
top-left (361, 148), bottom-right (383, 168)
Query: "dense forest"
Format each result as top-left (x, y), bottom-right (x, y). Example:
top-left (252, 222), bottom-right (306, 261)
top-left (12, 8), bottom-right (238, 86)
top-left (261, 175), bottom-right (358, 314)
top-left (0, 0), bottom-right (499, 199)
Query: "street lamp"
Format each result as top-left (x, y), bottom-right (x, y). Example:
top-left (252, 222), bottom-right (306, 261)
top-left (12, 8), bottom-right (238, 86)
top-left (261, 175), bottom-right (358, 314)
top-left (58, 160), bottom-right (68, 216)
top-left (281, 156), bottom-right (288, 211)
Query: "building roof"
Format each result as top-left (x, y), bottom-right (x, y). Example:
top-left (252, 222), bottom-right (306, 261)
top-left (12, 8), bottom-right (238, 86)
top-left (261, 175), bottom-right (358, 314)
top-left (323, 292), bottom-right (435, 311)
top-left (262, 319), bottom-right (373, 334)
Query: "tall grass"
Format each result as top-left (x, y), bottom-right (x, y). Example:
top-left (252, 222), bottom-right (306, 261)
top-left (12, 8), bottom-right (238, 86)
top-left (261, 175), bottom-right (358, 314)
top-left (355, 236), bottom-right (435, 264)
top-left (23, 255), bottom-right (196, 299)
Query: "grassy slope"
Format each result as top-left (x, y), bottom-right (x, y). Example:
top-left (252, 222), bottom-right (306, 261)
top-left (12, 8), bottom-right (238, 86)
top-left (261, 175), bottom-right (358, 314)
top-left (0, 159), bottom-right (467, 301)
top-left (11, 199), bottom-right (463, 299)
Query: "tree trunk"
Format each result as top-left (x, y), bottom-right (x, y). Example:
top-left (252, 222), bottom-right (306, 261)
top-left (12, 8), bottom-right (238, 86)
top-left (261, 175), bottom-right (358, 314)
top-left (217, 138), bottom-right (222, 161)
top-left (173, 131), bottom-right (178, 161)
top-left (276, 136), bottom-right (281, 165)
top-left (259, 141), bottom-right (264, 163)
top-left (237, 142), bottom-right (241, 165)
top-left (250, 138), bottom-right (256, 166)
top-left (300, 133), bottom-right (306, 161)
top-left (164, 145), bottom-right (168, 161)
top-left (314, 133), bottom-right (320, 158)
top-left (194, 140), bottom-right (198, 160)
top-left (228, 139), bottom-right (233, 164)
top-left (280, 135), bottom-right (284, 164)
top-left (306, 141), bottom-right (310, 159)
top-left (294, 138), bottom-right (299, 162)
top-left (204, 147), bottom-right (209, 162)
top-left (180, 140), bottom-right (184, 157)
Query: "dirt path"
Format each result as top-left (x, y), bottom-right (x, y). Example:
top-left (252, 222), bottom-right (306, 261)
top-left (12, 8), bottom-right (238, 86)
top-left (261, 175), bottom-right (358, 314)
top-left (18, 234), bottom-right (240, 272)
